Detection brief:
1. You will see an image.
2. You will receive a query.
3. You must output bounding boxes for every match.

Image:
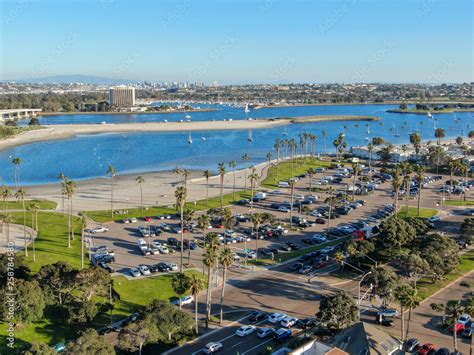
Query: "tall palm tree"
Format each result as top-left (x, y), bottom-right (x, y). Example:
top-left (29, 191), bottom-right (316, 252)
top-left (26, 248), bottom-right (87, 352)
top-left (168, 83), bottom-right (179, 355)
top-left (367, 143), bottom-right (374, 170)
top-left (1, 186), bottom-right (12, 211)
top-left (203, 234), bottom-right (220, 328)
top-left (392, 167), bottom-right (402, 217)
top-left (400, 161), bottom-right (412, 216)
top-left (409, 132), bottom-right (422, 157)
top-left (248, 167), bottom-right (259, 211)
top-left (228, 160), bottom-right (237, 201)
top-left (107, 165), bottom-right (117, 218)
top-left (172, 272), bottom-right (190, 310)
top-left (218, 247), bottom-right (235, 324)
top-left (58, 172), bottom-right (66, 213)
top-left (203, 170), bottom-right (212, 206)
top-left (289, 179), bottom-right (295, 228)
top-left (65, 179), bottom-right (76, 243)
top-left (135, 176), bottom-right (145, 210)
top-left (252, 213), bottom-right (264, 258)
top-left (242, 154), bottom-right (250, 190)
top-left (182, 169), bottom-right (190, 188)
top-left (352, 163), bottom-right (361, 200)
top-left (175, 186), bottom-right (187, 272)
top-left (12, 157), bottom-right (23, 189)
top-left (197, 214), bottom-right (210, 232)
top-left (434, 128), bottom-right (446, 145)
top-left (307, 168), bottom-right (316, 192)
top-left (0, 213), bottom-right (12, 243)
top-left (448, 158), bottom-right (462, 202)
top-left (414, 165), bottom-right (425, 216)
top-left (322, 130), bottom-right (328, 154)
top-left (27, 202), bottom-right (40, 262)
top-left (188, 273), bottom-right (204, 334)
top-left (15, 188), bottom-right (28, 257)
top-left (80, 215), bottom-right (87, 269)
top-left (395, 282), bottom-right (418, 342)
top-left (217, 163), bottom-right (226, 208)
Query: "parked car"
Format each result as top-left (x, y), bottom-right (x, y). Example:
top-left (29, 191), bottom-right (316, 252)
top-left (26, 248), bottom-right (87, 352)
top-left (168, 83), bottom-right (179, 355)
top-left (273, 328), bottom-right (292, 342)
top-left (449, 323), bottom-right (465, 334)
top-left (434, 348), bottom-right (450, 355)
top-left (462, 327), bottom-right (473, 338)
top-left (281, 316), bottom-right (298, 328)
top-left (138, 264), bottom-right (151, 276)
top-left (458, 313), bottom-right (471, 325)
top-left (257, 327), bottom-right (274, 338)
top-left (377, 308), bottom-right (399, 318)
top-left (248, 310), bottom-right (266, 323)
top-left (268, 313), bottom-right (287, 323)
top-left (129, 268), bottom-right (141, 277)
top-left (299, 265), bottom-right (312, 274)
top-left (171, 295), bottom-right (194, 306)
top-left (418, 343), bottom-right (436, 354)
top-left (202, 342), bottom-right (223, 354)
top-left (404, 338), bottom-right (420, 352)
top-left (297, 318), bottom-right (318, 330)
top-left (235, 325), bottom-right (256, 337)
top-left (91, 226), bottom-right (109, 233)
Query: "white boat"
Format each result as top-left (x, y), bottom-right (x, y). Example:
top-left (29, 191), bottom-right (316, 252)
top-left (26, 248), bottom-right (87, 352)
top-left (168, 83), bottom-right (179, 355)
top-left (247, 130), bottom-right (253, 142)
top-left (244, 103), bottom-right (250, 113)
top-left (427, 112), bottom-right (432, 119)
top-left (188, 134), bottom-right (193, 144)
top-left (185, 114), bottom-right (191, 119)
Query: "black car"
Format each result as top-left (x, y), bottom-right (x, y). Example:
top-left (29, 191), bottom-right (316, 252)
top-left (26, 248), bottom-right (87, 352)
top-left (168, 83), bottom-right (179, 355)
top-left (98, 326), bottom-right (114, 335)
top-left (235, 199), bottom-right (250, 205)
top-left (167, 237), bottom-right (179, 246)
top-left (434, 348), bottom-right (450, 355)
top-left (260, 249), bottom-right (273, 257)
top-left (297, 318), bottom-right (318, 329)
top-left (268, 247), bottom-right (279, 255)
top-left (270, 203), bottom-right (281, 210)
top-left (404, 338), bottom-right (420, 352)
top-left (248, 311), bottom-right (266, 323)
top-left (286, 242), bottom-right (300, 250)
top-left (148, 264), bottom-right (160, 273)
top-left (156, 262), bottom-right (171, 272)
top-left (290, 262), bottom-right (304, 271)
top-left (302, 238), bottom-right (316, 245)
top-left (279, 244), bottom-right (292, 251)
top-left (98, 262), bottom-right (115, 273)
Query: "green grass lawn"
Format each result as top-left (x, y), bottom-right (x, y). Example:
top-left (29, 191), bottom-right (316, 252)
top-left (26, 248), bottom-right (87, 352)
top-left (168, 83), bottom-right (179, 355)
top-left (2, 199), bottom-right (57, 210)
top-left (82, 190), bottom-right (253, 223)
top-left (397, 206), bottom-right (438, 219)
top-left (445, 200), bottom-right (474, 206)
top-left (417, 248), bottom-right (474, 300)
top-left (261, 158), bottom-right (336, 188)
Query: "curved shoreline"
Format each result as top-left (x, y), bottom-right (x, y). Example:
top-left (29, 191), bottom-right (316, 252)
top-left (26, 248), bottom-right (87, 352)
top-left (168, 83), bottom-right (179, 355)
top-left (39, 108), bottom-right (219, 116)
top-left (0, 115), bottom-right (379, 151)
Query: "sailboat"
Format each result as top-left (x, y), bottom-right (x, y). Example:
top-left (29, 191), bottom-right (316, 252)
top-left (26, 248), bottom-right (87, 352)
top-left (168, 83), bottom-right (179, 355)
top-left (247, 130), bottom-right (253, 142)
top-left (365, 126), bottom-right (370, 141)
top-left (244, 103), bottom-right (250, 113)
top-left (185, 113), bottom-right (192, 120)
top-left (392, 123), bottom-right (400, 137)
top-left (282, 126), bottom-right (288, 136)
top-left (188, 133), bottom-right (193, 144)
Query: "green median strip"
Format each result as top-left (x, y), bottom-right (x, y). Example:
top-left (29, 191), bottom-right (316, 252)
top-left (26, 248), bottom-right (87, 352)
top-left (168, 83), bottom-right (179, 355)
top-left (2, 199), bottom-right (58, 210)
top-left (397, 206), bottom-right (438, 219)
top-left (444, 200), bottom-right (474, 206)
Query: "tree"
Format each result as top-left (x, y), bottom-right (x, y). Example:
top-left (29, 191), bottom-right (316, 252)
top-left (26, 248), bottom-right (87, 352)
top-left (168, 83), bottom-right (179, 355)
top-left (307, 168), bottom-right (316, 192)
top-left (62, 178), bottom-right (76, 247)
top-left (35, 261), bottom-right (77, 305)
top-left (242, 153), bottom-right (250, 190)
top-left (332, 133), bottom-right (347, 160)
top-left (24, 343), bottom-right (56, 355)
top-left (418, 233), bottom-right (460, 281)
top-left (378, 217), bottom-right (416, 255)
top-left (15, 187), bottom-right (28, 257)
top-left (27, 202), bottom-right (40, 262)
top-left (118, 314), bottom-right (158, 355)
top-left (372, 137), bottom-right (384, 146)
top-left (316, 291), bottom-right (358, 330)
top-left (414, 165), bottom-right (425, 216)
top-left (228, 160), bottom-right (237, 200)
top-left (1, 186), bottom-right (12, 211)
top-left (203, 170), bottom-right (212, 206)
top-left (172, 272), bottom-right (190, 310)
top-left (346, 239), bottom-right (375, 267)
top-left (182, 169), bottom-right (190, 188)
top-left (409, 132), bottom-right (422, 156)
top-left (252, 213), bottom-right (264, 257)
top-left (106, 165), bottom-right (117, 218)
top-left (395, 252), bottom-right (430, 278)
top-left (136, 176), bottom-right (145, 210)
top-left (392, 168), bottom-right (402, 217)
top-left (248, 167), bottom-right (259, 209)
top-left (366, 268), bottom-right (399, 307)
top-left (351, 163), bottom-right (361, 199)
top-left (175, 186), bottom-right (187, 272)
top-left (12, 156), bottom-right (23, 188)
top-left (395, 281), bottom-right (419, 341)
top-left (203, 234), bottom-right (219, 327)
top-left (218, 247), bottom-right (235, 324)
top-left (455, 136), bottom-right (464, 146)
top-left (218, 162), bottom-right (226, 208)
top-left (66, 328), bottom-right (115, 355)
top-left (434, 128), bottom-right (446, 145)
top-left (0, 280), bottom-right (45, 323)
top-left (188, 273), bottom-right (205, 334)
top-left (146, 300), bottom-right (193, 342)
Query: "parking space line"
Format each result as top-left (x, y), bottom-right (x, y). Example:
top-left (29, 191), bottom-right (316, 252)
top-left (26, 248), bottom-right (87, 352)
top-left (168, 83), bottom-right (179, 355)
top-left (241, 338), bottom-right (274, 355)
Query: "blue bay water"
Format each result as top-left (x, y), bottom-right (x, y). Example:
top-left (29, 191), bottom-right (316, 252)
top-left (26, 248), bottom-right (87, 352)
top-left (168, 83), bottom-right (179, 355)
top-left (1, 104), bottom-right (471, 185)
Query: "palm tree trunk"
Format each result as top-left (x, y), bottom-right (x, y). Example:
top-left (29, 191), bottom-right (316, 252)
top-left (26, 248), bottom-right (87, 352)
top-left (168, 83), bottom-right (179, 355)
top-left (219, 266), bottom-right (227, 324)
top-left (110, 177), bottom-right (114, 218)
top-left (194, 292), bottom-right (199, 334)
top-left (400, 306), bottom-right (405, 341)
top-left (417, 188), bottom-right (422, 217)
top-left (206, 178), bottom-right (209, 207)
top-left (206, 265), bottom-right (212, 328)
top-left (180, 206), bottom-right (184, 272)
top-left (22, 200), bottom-right (28, 257)
top-left (405, 308), bottom-right (412, 341)
top-left (140, 184), bottom-right (143, 210)
top-left (67, 196), bottom-right (71, 248)
top-left (220, 176), bottom-right (224, 208)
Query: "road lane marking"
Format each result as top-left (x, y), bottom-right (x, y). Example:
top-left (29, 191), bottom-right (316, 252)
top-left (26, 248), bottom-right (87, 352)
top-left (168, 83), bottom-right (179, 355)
top-left (241, 338), bottom-right (274, 355)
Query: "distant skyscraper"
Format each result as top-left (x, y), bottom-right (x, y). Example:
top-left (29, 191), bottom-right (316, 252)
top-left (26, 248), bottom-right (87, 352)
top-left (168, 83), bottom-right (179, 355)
top-left (109, 86), bottom-right (135, 107)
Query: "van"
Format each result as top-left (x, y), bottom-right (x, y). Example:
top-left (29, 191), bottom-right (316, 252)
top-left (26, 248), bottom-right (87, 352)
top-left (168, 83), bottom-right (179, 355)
top-left (278, 181), bottom-right (290, 188)
top-left (255, 192), bottom-right (267, 200)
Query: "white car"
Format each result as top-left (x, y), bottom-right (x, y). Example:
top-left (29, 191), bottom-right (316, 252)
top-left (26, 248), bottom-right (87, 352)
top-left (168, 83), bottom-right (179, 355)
top-left (129, 268), bottom-right (140, 277)
top-left (268, 313), bottom-right (287, 323)
top-left (278, 205), bottom-right (291, 212)
top-left (281, 316), bottom-right (298, 328)
top-left (245, 250), bottom-right (257, 259)
top-left (202, 342), bottom-right (223, 354)
top-left (377, 308), bottom-right (399, 318)
top-left (320, 246), bottom-right (334, 254)
top-left (91, 226), bottom-right (109, 233)
top-left (158, 245), bottom-right (169, 254)
top-left (235, 325), bottom-right (256, 337)
top-left (458, 314), bottom-right (471, 325)
top-left (130, 217), bottom-right (138, 223)
top-left (172, 295), bottom-right (194, 306)
top-left (428, 215), bottom-right (441, 223)
top-left (138, 265), bottom-right (151, 276)
top-left (152, 241), bottom-right (162, 248)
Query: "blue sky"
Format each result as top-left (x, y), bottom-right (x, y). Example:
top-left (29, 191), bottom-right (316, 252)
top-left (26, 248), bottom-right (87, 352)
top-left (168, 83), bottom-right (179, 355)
top-left (1, 0), bottom-right (472, 84)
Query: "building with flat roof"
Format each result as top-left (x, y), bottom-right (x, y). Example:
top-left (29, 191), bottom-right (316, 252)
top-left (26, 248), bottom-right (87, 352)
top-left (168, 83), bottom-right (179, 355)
top-left (109, 86), bottom-right (135, 107)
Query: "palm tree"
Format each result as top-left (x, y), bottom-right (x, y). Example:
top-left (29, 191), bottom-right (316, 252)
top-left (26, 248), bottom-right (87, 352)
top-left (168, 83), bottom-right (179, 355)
top-left (400, 161), bottom-right (412, 216)
top-left (11, 157), bottom-right (23, 189)
top-left (448, 158), bottom-right (462, 201)
top-left (80, 215), bottom-right (87, 269)
top-left (175, 186), bottom-right (187, 272)
top-left (274, 139), bottom-right (281, 179)
top-left (414, 165), bottom-right (425, 216)
top-left (1, 186), bottom-right (12, 211)
top-left (392, 167), bottom-right (402, 216)
top-left (107, 165), bottom-right (117, 218)
top-left (217, 163), bottom-right (226, 208)
top-left (172, 272), bottom-right (190, 310)
top-left (182, 169), bottom-right (190, 188)
top-left (0, 213), bottom-right (12, 243)
top-left (203, 234), bottom-right (220, 328)
top-left (65, 179), bottom-right (76, 244)
top-left (248, 167), bottom-right (259, 210)
top-left (434, 128), bottom-right (446, 145)
top-left (188, 273), bottom-right (204, 334)
top-left (203, 170), bottom-right (212, 206)
top-left (322, 130), bottom-right (328, 154)
top-left (252, 213), bottom-right (264, 258)
top-left (325, 186), bottom-right (336, 238)
top-left (218, 247), bottom-right (235, 324)
top-left (242, 154), bottom-right (250, 190)
top-left (135, 176), bottom-right (145, 210)
top-left (352, 163), bottom-right (361, 200)
top-left (15, 188), bottom-right (28, 257)
top-left (289, 179), bottom-right (295, 228)
top-left (266, 152), bottom-right (272, 168)
top-left (228, 160), bottom-right (237, 201)
top-left (58, 172), bottom-right (66, 212)
top-left (395, 282), bottom-right (419, 342)
top-left (409, 132), bottom-right (422, 157)
top-left (367, 143), bottom-right (374, 169)
top-left (27, 202), bottom-right (40, 262)
top-left (197, 214), bottom-right (210, 232)
top-left (307, 168), bottom-right (316, 192)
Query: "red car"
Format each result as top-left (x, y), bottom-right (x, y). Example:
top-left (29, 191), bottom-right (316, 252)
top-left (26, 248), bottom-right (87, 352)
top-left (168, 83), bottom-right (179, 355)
top-left (144, 216), bottom-right (153, 223)
top-left (417, 343), bottom-right (435, 355)
top-left (449, 323), bottom-right (465, 334)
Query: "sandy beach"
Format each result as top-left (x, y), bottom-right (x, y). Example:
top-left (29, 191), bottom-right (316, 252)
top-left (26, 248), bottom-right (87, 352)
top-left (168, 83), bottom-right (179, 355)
top-left (0, 119), bottom-right (288, 151)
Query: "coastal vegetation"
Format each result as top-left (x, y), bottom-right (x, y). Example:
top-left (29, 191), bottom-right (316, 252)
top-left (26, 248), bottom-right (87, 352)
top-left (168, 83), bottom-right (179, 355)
top-left (0, 125), bottom-right (43, 140)
top-left (388, 102), bottom-right (474, 114)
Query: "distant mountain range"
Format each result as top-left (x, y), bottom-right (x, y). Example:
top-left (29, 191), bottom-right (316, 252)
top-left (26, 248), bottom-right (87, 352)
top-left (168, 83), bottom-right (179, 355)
top-left (14, 74), bottom-right (136, 85)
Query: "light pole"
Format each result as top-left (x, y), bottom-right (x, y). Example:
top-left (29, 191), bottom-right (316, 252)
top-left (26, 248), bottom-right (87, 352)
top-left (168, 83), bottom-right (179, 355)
top-left (358, 271), bottom-right (373, 320)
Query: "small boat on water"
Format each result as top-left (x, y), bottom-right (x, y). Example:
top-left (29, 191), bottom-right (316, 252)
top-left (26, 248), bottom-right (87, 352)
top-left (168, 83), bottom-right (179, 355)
top-left (244, 103), bottom-right (250, 113)
top-left (185, 114), bottom-right (191, 119)
top-left (247, 130), bottom-right (253, 142)
top-left (188, 133), bottom-right (193, 144)
top-left (427, 112), bottom-right (432, 119)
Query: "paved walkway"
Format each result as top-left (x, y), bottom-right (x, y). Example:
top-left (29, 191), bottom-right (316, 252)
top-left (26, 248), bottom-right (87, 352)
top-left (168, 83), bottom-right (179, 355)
top-left (0, 223), bottom-right (36, 253)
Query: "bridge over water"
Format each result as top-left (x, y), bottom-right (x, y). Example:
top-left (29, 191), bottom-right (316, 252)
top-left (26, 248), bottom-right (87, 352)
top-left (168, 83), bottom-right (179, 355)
top-left (0, 108), bottom-right (43, 123)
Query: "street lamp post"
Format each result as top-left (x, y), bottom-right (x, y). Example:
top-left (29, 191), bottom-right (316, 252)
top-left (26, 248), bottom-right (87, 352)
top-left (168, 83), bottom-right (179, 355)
top-left (358, 271), bottom-right (373, 320)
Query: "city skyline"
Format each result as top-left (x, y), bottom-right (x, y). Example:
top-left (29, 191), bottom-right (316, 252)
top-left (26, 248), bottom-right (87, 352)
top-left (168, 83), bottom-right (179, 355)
top-left (1, 0), bottom-right (472, 84)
